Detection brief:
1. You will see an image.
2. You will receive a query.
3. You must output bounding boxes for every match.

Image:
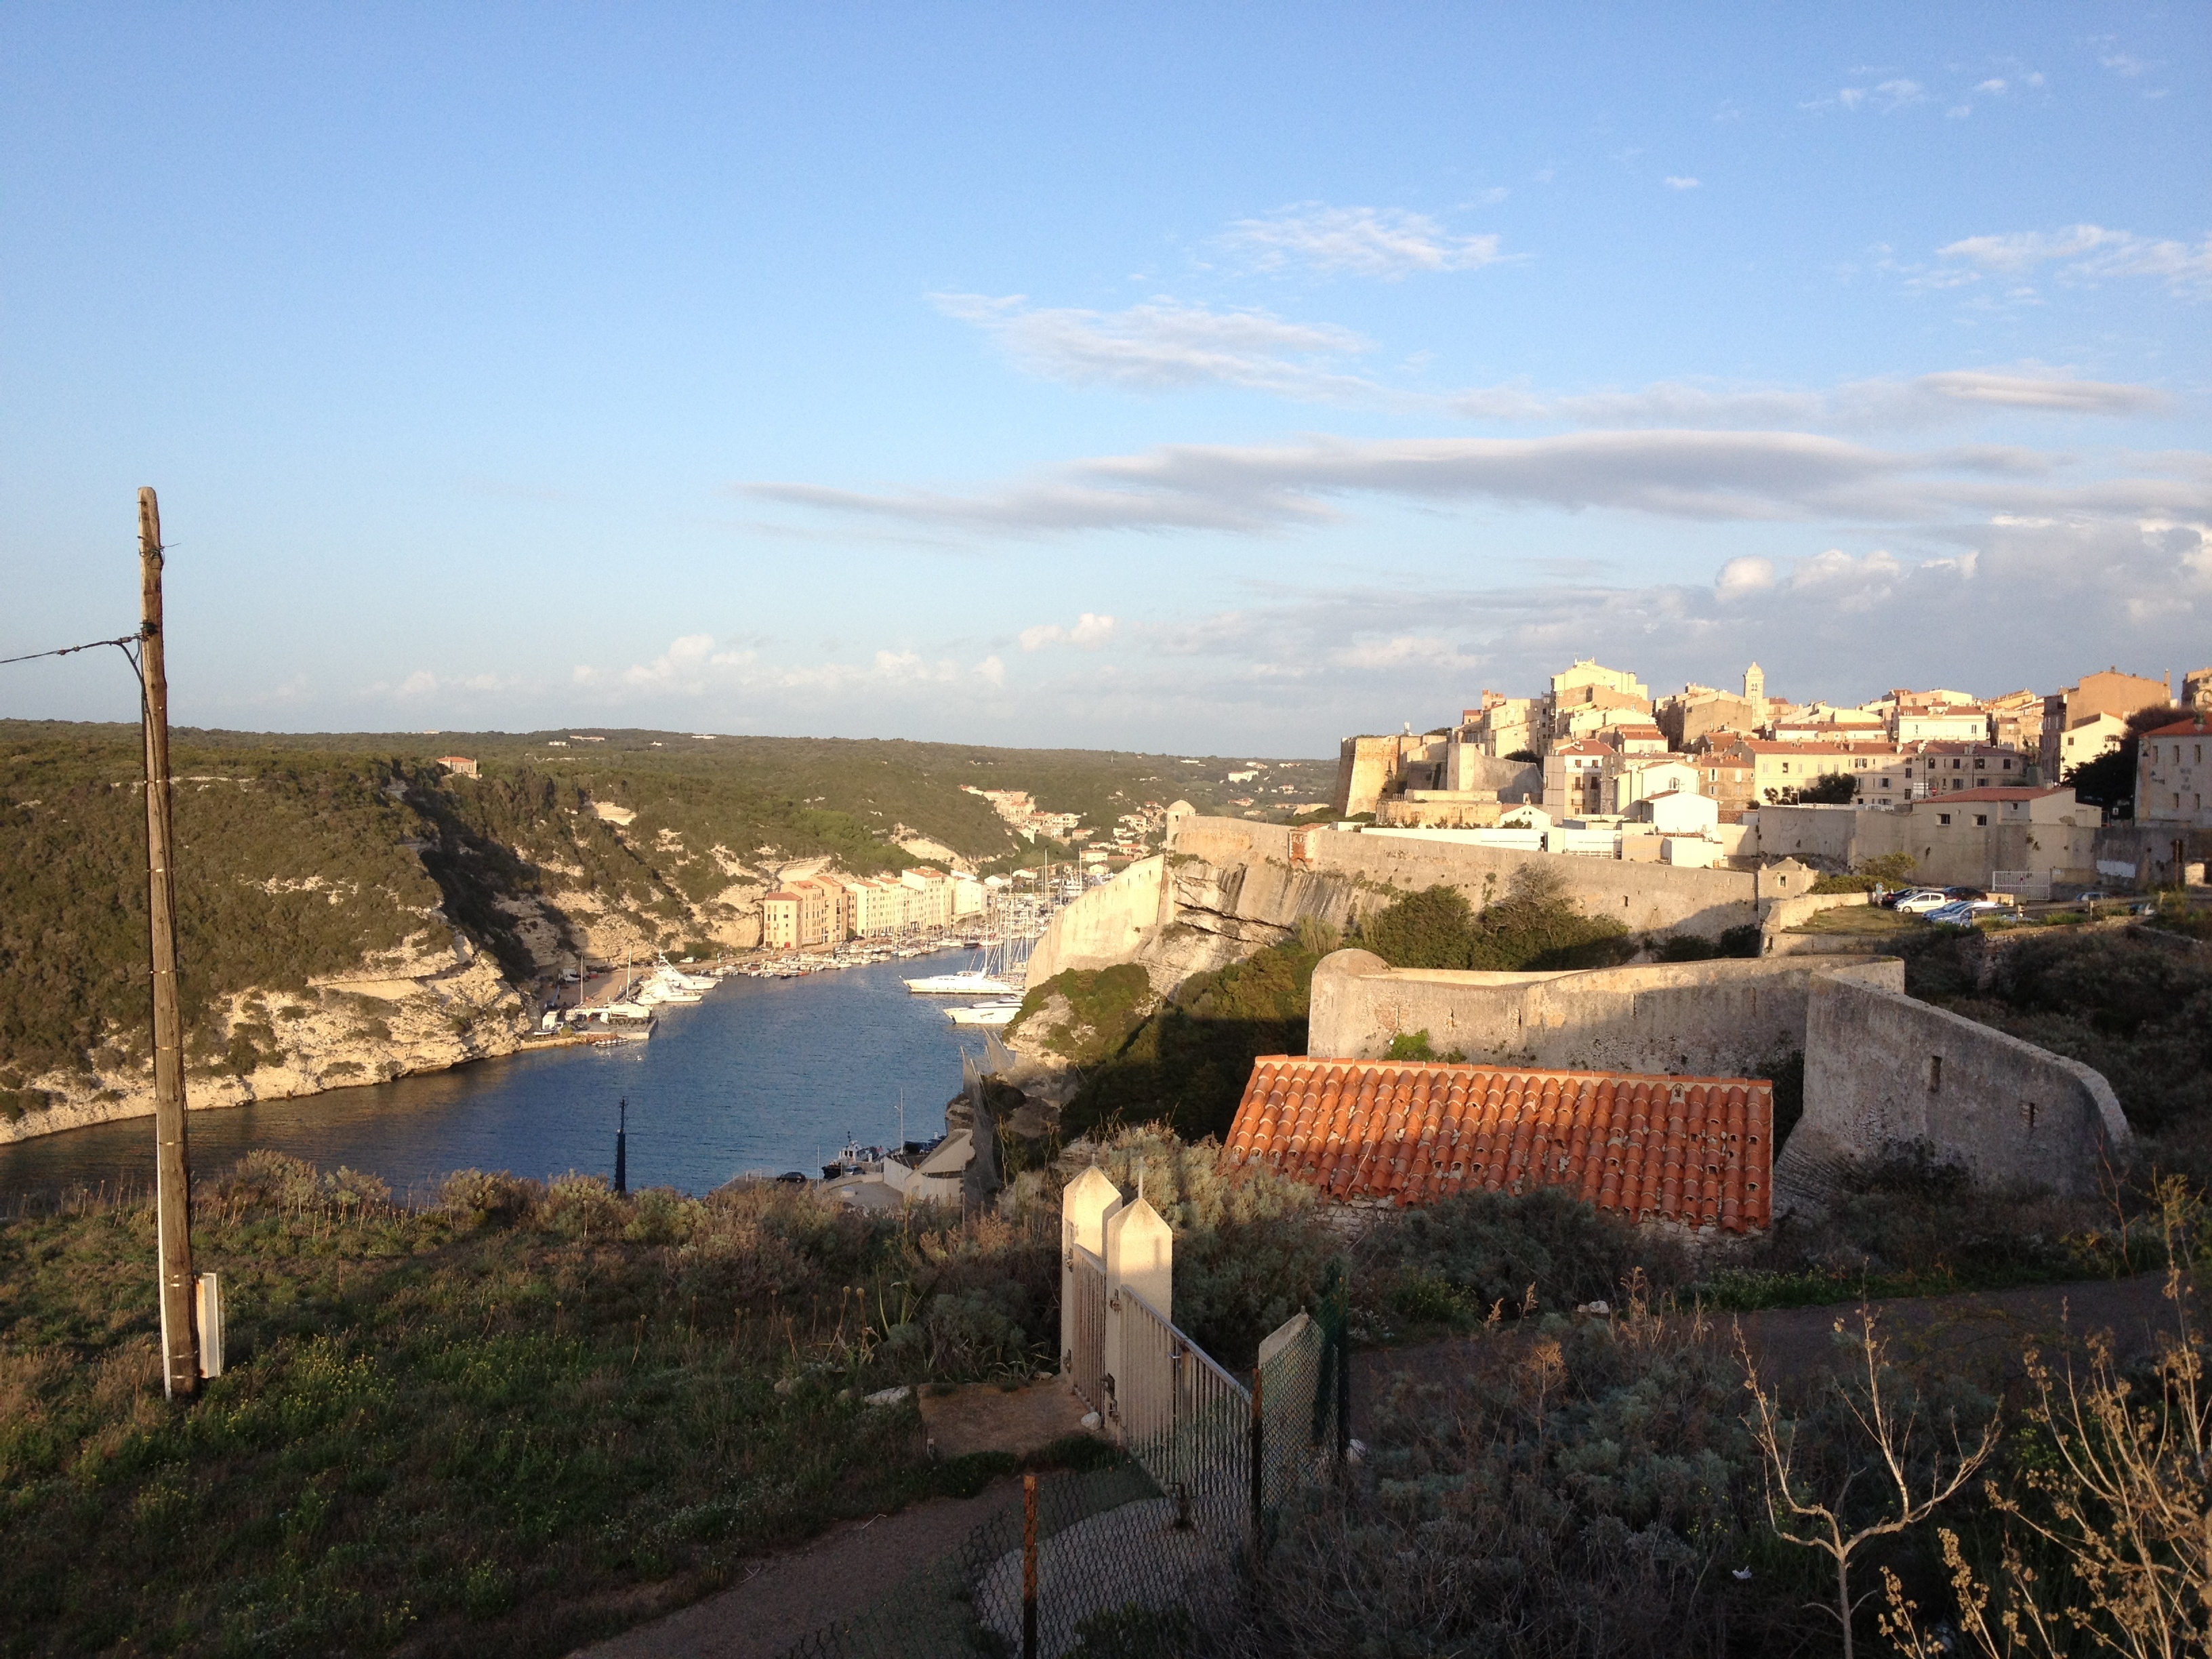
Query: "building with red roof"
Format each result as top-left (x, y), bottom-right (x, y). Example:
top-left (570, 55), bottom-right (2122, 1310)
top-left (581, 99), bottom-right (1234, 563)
top-left (1221, 1055), bottom-right (1774, 1232)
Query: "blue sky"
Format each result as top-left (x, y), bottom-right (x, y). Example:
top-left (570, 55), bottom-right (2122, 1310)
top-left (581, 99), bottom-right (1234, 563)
top-left (3, 5), bottom-right (2207, 753)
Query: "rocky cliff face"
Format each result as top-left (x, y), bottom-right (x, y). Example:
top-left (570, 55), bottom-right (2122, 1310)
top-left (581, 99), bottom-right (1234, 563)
top-left (1, 931), bottom-right (530, 1143)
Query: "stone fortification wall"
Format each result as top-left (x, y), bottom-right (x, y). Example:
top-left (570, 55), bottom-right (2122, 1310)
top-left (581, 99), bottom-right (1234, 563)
top-left (1307, 949), bottom-right (1904, 1077)
top-left (1776, 974), bottom-right (2128, 1204)
top-left (1170, 815), bottom-right (1763, 942)
top-left (1021, 856), bottom-right (1164, 987)
top-left (1448, 752), bottom-right (1542, 798)
top-left (1759, 891), bottom-right (1868, 939)
top-left (1752, 805), bottom-right (1859, 868)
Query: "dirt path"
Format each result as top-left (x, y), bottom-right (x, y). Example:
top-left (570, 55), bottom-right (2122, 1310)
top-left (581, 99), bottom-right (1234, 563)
top-left (571, 1479), bottom-right (1022, 1659)
top-left (1351, 1269), bottom-right (2190, 1433)
top-left (571, 1380), bottom-right (1094, 1659)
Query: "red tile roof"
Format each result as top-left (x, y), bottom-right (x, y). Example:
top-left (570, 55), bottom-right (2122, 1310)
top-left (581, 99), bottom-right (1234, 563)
top-left (2142, 716), bottom-right (2211, 739)
top-left (1221, 1057), bottom-right (1773, 1231)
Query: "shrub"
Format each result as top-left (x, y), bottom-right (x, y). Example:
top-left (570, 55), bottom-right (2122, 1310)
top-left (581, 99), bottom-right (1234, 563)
top-left (438, 1168), bottom-right (543, 1227)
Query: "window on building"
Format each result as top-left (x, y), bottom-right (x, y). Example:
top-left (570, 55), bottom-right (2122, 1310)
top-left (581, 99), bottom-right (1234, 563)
top-left (1974, 814), bottom-right (1988, 826)
top-left (1974, 758), bottom-right (1986, 770)
top-left (1938, 813), bottom-right (1952, 825)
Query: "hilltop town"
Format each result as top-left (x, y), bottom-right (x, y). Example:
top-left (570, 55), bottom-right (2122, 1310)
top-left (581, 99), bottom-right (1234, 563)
top-left (1330, 657), bottom-right (2212, 897)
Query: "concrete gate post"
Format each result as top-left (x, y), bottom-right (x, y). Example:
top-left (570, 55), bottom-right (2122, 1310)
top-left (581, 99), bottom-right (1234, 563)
top-left (1060, 1166), bottom-right (1121, 1379)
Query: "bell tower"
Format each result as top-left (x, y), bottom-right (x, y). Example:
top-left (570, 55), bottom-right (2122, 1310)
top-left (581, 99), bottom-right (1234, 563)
top-left (1743, 661), bottom-right (1766, 708)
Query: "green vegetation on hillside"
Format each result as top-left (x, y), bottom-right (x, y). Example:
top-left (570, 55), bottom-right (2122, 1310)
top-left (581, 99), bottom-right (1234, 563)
top-left (6, 1136), bottom-right (2196, 1657)
top-left (0, 1155), bottom-right (1068, 1658)
top-left (0, 737), bottom-right (445, 1096)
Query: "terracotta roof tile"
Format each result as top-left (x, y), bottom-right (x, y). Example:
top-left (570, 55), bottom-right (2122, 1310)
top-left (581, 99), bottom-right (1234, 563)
top-left (1221, 1056), bottom-right (1773, 1232)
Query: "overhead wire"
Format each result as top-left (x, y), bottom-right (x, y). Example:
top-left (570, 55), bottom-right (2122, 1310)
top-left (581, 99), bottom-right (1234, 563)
top-left (0, 630), bottom-right (144, 669)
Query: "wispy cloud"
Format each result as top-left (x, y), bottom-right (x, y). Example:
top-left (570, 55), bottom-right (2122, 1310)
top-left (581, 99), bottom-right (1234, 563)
top-left (1019, 613), bottom-right (1117, 651)
top-left (570, 634), bottom-right (1006, 699)
top-left (1815, 78), bottom-right (1927, 112)
top-left (1929, 224), bottom-right (2212, 298)
top-left (1663, 176), bottom-right (1702, 191)
top-left (371, 668), bottom-right (512, 699)
top-left (1446, 368), bottom-right (2165, 428)
top-left (930, 293), bottom-right (1380, 401)
top-left (932, 288), bottom-right (2166, 428)
top-left (1220, 204), bottom-right (1507, 279)
top-left (739, 428), bottom-right (2208, 541)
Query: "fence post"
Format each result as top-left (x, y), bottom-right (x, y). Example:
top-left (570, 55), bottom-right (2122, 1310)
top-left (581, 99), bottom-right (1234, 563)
top-left (1248, 1366), bottom-right (1265, 1561)
top-left (1061, 1167), bottom-right (1120, 1381)
top-left (1102, 1192), bottom-right (1171, 1443)
top-left (1336, 1308), bottom-right (1351, 1467)
top-left (1022, 1472), bottom-right (1038, 1659)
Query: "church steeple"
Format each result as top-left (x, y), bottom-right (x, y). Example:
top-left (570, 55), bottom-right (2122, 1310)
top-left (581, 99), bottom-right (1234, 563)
top-left (1744, 661), bottom-right (1765, 706)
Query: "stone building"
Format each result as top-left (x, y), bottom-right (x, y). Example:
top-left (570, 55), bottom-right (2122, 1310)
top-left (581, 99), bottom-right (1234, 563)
top-left (2041, 668), bottom-right (2171, 771)
top-left (2137, 714), bottom-right (2212, 829)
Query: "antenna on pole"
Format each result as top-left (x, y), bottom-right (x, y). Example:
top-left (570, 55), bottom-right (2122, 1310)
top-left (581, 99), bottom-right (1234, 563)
top-left (140, 487), bottom-right (199, 1399)
top-left (614, 1096), bottom-right (628, 1194)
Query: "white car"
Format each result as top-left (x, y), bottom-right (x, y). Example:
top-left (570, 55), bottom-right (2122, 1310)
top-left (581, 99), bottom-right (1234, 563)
top-left (1893, 890), bottom-right (1954, 914)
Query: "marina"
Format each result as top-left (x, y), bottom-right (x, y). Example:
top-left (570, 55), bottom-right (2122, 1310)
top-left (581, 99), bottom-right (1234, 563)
top-left (0, 953), bottom-right (1001, 1210)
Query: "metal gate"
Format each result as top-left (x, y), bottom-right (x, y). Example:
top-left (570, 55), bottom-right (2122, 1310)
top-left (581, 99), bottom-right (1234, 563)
top-left (1067, 1243), bottom-right (1106, 1414)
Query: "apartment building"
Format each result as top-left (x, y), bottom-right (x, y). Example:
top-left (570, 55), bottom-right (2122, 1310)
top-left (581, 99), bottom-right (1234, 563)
top-left (2050, 712), bottom-right (2128, 777)
top-left (1725, 739), bottom-right (1898, 804)
top-left (2041, 668), bottom-right (2171, 769)
top-left (1542, 740), bottom-right (1612, 816)
top-left (2137, 714), bottom-right (2212, 828)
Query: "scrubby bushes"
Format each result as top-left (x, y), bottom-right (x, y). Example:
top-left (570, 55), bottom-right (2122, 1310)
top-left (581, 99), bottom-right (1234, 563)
top-left (1240, 1304), bottom-right (1816, 1658)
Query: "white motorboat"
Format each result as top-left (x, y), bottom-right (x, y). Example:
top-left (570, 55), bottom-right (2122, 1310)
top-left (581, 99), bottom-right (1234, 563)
top-left (905, 968), bottom-right (1019, 996)
top-left (655, 958), bottom-right (716, 991)
top-left (945, 1001), bottom-right (1023, 1027)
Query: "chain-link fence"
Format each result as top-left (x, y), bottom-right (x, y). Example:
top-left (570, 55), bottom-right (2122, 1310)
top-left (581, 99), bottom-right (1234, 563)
top-left (782, 1265), bottom-right (1351, 1659)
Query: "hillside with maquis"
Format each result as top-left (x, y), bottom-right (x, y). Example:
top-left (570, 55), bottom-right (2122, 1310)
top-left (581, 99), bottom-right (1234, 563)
top-left (0, 720), bottom-right (1332, 1139)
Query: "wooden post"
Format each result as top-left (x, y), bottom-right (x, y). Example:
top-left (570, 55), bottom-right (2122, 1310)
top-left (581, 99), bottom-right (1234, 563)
top-left (1021, 1471), bottom-right (1038, 1659)
top-left (140, 487), bottom-right (198, 1400)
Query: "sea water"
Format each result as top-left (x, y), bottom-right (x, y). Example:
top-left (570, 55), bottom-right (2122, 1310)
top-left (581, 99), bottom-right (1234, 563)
top-left (0, 955), bottom-right (989, 1207)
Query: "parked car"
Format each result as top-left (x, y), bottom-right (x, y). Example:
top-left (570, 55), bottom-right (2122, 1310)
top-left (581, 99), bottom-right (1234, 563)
top-left (1926, 902), bottom-right (1977, 926)
top-left (1894, 890), bottom-right (1954, 914)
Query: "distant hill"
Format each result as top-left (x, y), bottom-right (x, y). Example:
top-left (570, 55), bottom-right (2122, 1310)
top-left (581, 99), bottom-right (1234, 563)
top-left (0, 719), bottom-right (1331, 1136)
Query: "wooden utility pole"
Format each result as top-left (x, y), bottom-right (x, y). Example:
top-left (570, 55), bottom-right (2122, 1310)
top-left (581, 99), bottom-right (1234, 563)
top-left (140, 487), bottom-right (198, 1399)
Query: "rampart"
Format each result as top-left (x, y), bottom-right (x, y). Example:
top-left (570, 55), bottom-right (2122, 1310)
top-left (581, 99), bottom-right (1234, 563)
top-left (1171, 815), bottom-right (1765, 943)
top-left (1022, 856), bottom-right (1164, 986)
top-left (1778, 975), bottom-right (2129, 1202)
top-left (1307, 949), bottom-right (1904, 1077)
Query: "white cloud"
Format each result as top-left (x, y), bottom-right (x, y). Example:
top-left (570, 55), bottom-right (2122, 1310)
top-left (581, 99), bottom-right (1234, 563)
top-left (1221, 204), bottom-right (1507, 279)
top-left (931, 293), bottom-right (1380, 401)
top-left (1823, 78), bottom-right (1926, 113)
top-left (569, 634), bottom-right (1007, 701)
top-left (935, 287), bottom-right (2166, 429)
top-left (1019, 613), bottom-right (1118, 651)
top-left (1663, 176), bottom-right (1702, 190)
top-left (377, 668), bottom-right (510, 698)
top-left (1929, 225), bottom-right (2212, 297)
top-left (742, 428), bottom-right (2208, 541)
top-left (1714, 555), bottom-right (1776, 599)
top-left (1975, 78), bottom-right (2007, 94)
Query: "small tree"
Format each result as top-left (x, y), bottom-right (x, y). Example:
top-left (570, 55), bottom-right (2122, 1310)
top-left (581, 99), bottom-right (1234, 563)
top-left (1879, 1202), bottom-right (2209, 1659)
top-left (1741, 1309), bottom-right (1999, 1659)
